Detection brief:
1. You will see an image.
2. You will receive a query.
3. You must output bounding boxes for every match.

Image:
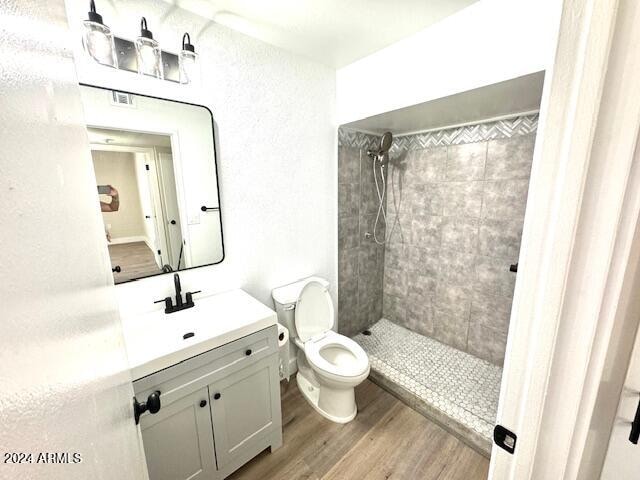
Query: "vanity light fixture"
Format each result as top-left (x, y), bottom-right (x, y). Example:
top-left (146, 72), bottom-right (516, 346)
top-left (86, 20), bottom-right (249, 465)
top-left (80, 4), bottom-right (196, 84)
top-left (179, 33), bottom-right (199, 85)
top-left (135, 17), bottom-right (163, 79)
top-left (82, 0), bottom-right (117, 68)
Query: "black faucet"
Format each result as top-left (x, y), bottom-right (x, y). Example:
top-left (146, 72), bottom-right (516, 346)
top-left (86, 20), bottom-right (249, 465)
top-left (174, 273), bottom-right (183, 307)
top-left (154, 273), bottom-right (201, 314)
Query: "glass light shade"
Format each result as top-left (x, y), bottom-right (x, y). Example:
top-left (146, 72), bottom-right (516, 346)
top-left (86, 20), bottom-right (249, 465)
top-left (82, 20), bottom-right (117, 68)
top-left (135, 37), bottom-right (163, 79)
top-left (179, 50), bottom-right (199, 85)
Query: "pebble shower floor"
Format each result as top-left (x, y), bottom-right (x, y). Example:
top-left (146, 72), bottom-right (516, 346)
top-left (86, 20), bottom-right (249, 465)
top-left (354, 319), bottom-right (502, 442)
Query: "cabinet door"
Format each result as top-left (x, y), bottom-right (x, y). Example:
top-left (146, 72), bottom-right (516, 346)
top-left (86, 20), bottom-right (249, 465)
top-left (209, 356), bottom-right (281, 470)
top-left (140, 387), bottom-right (216, 480)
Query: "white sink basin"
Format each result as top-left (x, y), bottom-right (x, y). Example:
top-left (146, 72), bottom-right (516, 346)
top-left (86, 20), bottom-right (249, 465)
top-left (122, 289), bottom-right (277, 380)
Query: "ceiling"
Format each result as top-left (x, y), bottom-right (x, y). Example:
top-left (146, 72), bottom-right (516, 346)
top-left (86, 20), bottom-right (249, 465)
top-left (87, 128), bottom-right (172, 148)
top-left (164, 0), bottom-right (479, 67)
top-left (342, 72), bottom-right (545, 135)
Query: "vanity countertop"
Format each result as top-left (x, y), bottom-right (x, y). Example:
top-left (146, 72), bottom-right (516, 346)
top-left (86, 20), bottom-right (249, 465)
top-left (122, 289), bottom-right (277, 381)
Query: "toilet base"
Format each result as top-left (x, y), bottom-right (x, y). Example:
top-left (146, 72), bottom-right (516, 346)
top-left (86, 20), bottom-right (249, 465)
top-left (296, 372), bottom-right (357, 424)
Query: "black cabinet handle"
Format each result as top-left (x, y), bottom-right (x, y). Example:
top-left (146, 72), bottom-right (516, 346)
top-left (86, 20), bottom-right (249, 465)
top-left (170, 220), bottom-right (176, 225)
top-left (245, 349), bottom-right (252, 356)
top-left (510, 263), bottom-right (518, 273)
top-left (112, 266), bottom-right (121, 273)
top-left (630, 393), bottom-right (640, 444)
top-left (213, 393), bottom-right (221, 400)
top-left (147, 391), bottom-right (161, 414)
top-left (201, 205), bottom-right (219, 212)
top-left (145, 215), bottom-right (151, 219)
top-left (133, 390), bottom-right (161, 425)
top-left (200, 400), bottom-right (207, 408)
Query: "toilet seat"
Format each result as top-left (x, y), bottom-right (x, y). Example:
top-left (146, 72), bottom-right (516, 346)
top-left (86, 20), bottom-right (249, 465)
top-left (304, 331), bottom-right (369, 379)
top-left (294, 280), bottom-right (334, 342)
top-left (294, 280), bottom-right (369, 380)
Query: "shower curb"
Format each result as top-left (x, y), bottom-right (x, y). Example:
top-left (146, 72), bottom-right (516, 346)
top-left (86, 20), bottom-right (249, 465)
top-left (366, 368), bottom-right (492, 458)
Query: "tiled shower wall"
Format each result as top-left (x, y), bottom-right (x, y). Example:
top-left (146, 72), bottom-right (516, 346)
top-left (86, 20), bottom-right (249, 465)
top-left (382, 115), bottom-right (538, 365)
top-left (337, 131), bottom-right (385, 337)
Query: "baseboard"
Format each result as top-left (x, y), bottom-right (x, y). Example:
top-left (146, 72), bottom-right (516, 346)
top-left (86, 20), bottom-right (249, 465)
top-left (109, 235), bottom-right (147, 245)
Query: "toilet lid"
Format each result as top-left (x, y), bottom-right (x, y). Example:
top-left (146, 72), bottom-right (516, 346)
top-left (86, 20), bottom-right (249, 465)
top-left (295, 280), bottom-right (334, 342)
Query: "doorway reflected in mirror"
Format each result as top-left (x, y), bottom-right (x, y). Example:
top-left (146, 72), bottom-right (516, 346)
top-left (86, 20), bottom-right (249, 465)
top-left (91, 131), bottom-right (185, 283)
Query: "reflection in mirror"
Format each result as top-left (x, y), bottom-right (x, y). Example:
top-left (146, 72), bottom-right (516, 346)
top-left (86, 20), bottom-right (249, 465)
top-left (81, 85), bottom-right (224, 283)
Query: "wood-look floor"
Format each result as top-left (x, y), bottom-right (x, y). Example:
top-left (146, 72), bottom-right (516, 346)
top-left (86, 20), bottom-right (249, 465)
top-left (108, 241), bottom-right (161, 283)
top-left (229, 379), bottom-right (489, 480)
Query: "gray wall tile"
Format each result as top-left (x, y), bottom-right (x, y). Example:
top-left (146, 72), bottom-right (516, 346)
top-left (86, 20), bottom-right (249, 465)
top-left (434, 283), bottom-right (472, 318)
top-left (383, 294), bottom-right (406, 324)
top-left (338, 183), bottom-right (360, 218)
top-left (404, 147), bottom-right (446, 184)
top-left (338, 146), bottom-right (360, 184)
top-left (482, 179), bottom-right (529, 220)
top-left (361, 158), bottom-right (386, 215)
top-left (385, 214), bottom-right (409, 245)
top-left (405, 246), bottom-right (440, 276)
top-left (358, 243), bottom-right (383, 277)
top-left (406, 291), bottom-right (434, 336)
top-left (447, 142), bottom-right (487, 181)
top-left (475, 256), bottom-right (517, 297)
top-left (433, 310), bottom-right (469, 351)
top-left (359, 213), bottom-right (378, 242)
top-left (409, 214), bottom-right (443, 248)
top-left (339, 216), bottom-right (359, 250)
top-left (358, 279), bottom-right (380, 332)
top-left (467, 322), bottom-right (507, 365)
top-left (407, 269), bottom-right (437, 296)
top-left (443, 181), bottom-right (484, 217)
top-left (338, 143), bottom-right (386, 336)
top-left (384, 267), bottom-right (408, 297)
top-left (470, 290), bottom-right (512, 333)
top-left (486, 134), bottom-right (535, 180)
top-left (478, 218), bottom-right (522, 258)
top-left (384, 243), bottom-right (406, 270)
top-left (339, 247), bottom-right (359, 282)
top-left (441, 217), bottom-right (480, 254)
top-left (360, 182), bottom-right (381, 215)
top-left (438, 250), bottom-right (476, 288)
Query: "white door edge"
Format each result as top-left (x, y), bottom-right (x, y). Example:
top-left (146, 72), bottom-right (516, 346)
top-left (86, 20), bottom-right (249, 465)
top-left (490, 0), bottom-right (640, 478)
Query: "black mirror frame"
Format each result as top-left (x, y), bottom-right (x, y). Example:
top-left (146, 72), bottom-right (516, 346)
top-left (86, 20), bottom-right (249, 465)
top-left (80, 83), bottom-right (225, 283)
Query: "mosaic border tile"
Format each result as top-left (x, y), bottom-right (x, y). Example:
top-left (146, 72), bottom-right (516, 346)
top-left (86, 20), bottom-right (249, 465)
top-left (392, 114), bottom-right (538, 151)
top-left (338, 128), bottom-right (381, 150)
top-left (339, 114), bottom-right (538, 150)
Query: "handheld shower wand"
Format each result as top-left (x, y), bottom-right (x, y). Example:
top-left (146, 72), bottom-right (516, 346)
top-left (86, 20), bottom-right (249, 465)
top-left (367, 132), bottom-right (396, 245)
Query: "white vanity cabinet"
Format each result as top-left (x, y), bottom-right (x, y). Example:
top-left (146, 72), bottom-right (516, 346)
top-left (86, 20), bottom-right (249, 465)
top-left (134, 326), bottom-right (282, 480)
top-left (140, 387), bottom-right (216, 480)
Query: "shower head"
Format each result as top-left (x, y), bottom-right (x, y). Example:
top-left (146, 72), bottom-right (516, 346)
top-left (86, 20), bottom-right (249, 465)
top-left (367, 131), bottom-right (393, 164)
top-left (379, 131), bottom-right (393, 153)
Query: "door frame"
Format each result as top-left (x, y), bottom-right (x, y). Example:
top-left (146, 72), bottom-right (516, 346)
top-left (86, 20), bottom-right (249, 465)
top-left (490, 0), bottom-right (640, 478)
top-left (90, 143), bottom-right (167, 268)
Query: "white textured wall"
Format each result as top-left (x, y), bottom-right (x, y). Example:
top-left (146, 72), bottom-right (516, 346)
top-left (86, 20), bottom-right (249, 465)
top-left (0, 1), bottom-right (147, 478)
top-left (64, 0), bottom-right (337, 317)
top-left (336, 0), bottom-right (561, 124)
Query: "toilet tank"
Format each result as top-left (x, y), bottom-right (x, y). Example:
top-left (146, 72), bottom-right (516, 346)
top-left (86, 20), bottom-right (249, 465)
top-left (271, 276), bottom-right (331, 376)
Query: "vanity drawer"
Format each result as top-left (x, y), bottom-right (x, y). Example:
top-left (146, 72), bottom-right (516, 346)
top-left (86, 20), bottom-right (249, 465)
top-left (134, 325), bottom-right (278, 404)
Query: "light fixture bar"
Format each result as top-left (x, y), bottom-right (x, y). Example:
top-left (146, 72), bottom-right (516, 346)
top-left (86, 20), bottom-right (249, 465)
top-left (80, 1), bottom-right (192, 84)
top-left (111, 37), bottom-right (180, 82)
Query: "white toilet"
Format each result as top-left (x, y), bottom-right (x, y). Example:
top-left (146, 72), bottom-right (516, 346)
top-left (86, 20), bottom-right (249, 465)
top-left (272, 276), bottom-right (370, 423)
